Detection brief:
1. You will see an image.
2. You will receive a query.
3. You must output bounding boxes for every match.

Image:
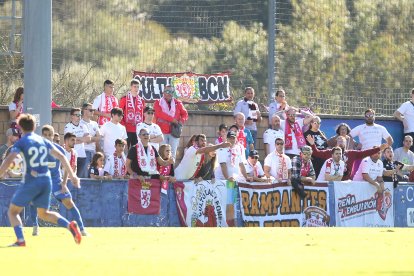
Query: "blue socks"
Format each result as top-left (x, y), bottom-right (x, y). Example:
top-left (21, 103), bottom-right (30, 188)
top-left (57, 217), bottom-right (70, 228)
top-left (29, 205), bottom-right (38, 227)
top-left (70, 206), bottom-right (84, 231)
top-left (13, 225), bottom-right (24, 242)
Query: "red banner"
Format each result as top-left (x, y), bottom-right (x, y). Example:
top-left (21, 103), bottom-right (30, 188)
top-left (127, 179), bottom-right (161, 215)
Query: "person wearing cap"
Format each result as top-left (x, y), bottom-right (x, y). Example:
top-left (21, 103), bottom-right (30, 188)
top-left (214, 131), bottom-right (252, 182)
top-left (154, 85), bottom-right (188, 158)
top-left (264, 138), bottom-right (292, 184)
top-left (0, 128), bottom-right (21, 163)
top-left (281, 106), bottom-right (314, 158)
top-left (100, 107), bottom-right (128, 158)
top-left (174, 134), bottom-right (230, 182)
top-left (136, 106), bottom-right (163, 151)
top-left (291, 146), bottom-right (316, 198)
top-left (80, 103), bottom-right (101, 169)
top-left (64, 108), bottom-right (91, 178)
top-left (244, 150), bottom-right (266, 182)
top-left (92, 79), bottom-right (119, 126)
top-left (119, 79), bottom-right (145, 149)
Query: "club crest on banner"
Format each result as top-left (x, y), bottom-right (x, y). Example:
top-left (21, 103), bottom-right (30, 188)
top-left (302, 206), bottom-right (330, 227)
top-left (141, 181), bottom-right (152, 209)
top-left (191, 185), bottom-right (224, 227)
top-left (171, 74), bottom-right (200, 103)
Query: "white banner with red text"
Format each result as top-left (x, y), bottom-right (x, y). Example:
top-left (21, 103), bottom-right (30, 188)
top-left (238, 182), bottom-right (330, 227)
top-left (334, 181), bottom-right (394, 227)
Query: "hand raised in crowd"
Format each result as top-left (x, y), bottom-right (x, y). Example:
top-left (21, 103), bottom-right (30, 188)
top-left (306, 134), bottom-right (315, 145)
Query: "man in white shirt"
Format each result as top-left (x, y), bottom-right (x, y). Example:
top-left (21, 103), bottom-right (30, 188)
top-left (80, 103), bottom-right (101, 172)
top-left (104, 139), bottom-right (128, 179)
top-left (280, 107), bottom-right (314, 157)
top-left (174, 134), bottom-right (230, 181)
top-left (233, 87), bottom-right (262, 147)
top-left (244, 150), bottom-right (266, 182)
top-left (353, 149), bottom-right (385, 193)
top-left (394, 88), bottom-right (414, 152)
top-left (92, 79), bottom-right (119, 126)
top-left (317, 147), bottom-right (345, 181)
top-left (214, 131), bottom-right (252, 182)
top-left (100, 107), bottom-right (128, 158)
top-left (268, 88), bottom-right (289, 120)
top-left (263, 114), bottom-right (284, 156)
top-left (264, 138), bottom-right (292, 184)
top-left (136, 107), bottom-right (163, 151)
top-left (64, 108), bottom-right (91, 178)
top-left (350, 109), bottom-right (393, 150)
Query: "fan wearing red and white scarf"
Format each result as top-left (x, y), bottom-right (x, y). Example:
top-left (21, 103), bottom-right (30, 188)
top-left (122, 92), bottom-right (145, 127)
top-left (136, 140), bottom-right (157, 174)
top-left (113, 152), bottom-right (126, 178)
top-left (284, 120), bottom-right (306, 150)
top-left (98, 94), bottom-right (118, 125)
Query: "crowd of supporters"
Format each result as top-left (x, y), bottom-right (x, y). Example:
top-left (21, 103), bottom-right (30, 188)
top-left (2, 83), bottom-right (414, 199)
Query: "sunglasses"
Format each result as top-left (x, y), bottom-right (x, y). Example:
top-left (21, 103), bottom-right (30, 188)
top-left (276, 142), bottom-right (284, 145)
top-left (72, 114), bottom-right (81, 117)
top-left (140, 133), bottom-right (150, 136)
top-left (146, 112), bottom-right (154, 115)
top-left (365, 114), bottom-right (374, 118)
top-left (251, 156), bottom-right (259, 159)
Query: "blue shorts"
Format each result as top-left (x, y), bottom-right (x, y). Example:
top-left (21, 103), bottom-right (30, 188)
top-left (52, 182), bottom-right (72, 201)
top-left (12, 176), bottom-right (52, 209)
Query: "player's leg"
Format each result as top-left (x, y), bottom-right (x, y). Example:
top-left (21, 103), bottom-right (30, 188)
top-left (8, 203), bottom-right (26, 246)
top-left (61, 197), bottom-right (87, 236)
top-left (36, 208), bottom-right (81, 244)
top-left (34, 178), bottom-right (81, 244)
top-left (28, 203), bottom-right (39, 236)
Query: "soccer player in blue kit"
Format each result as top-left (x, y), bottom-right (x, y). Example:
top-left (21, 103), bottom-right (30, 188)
top-left (0, 114), bottom-right (82, 246)
top-left (29, 125), bottom-right (87, 236)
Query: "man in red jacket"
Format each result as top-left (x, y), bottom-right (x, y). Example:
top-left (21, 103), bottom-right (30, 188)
top-left (154, 85), bottom-right (188, 158)
top-left (307, 135), bottom-right (387, 180)
top-left (119, 79), bottom-right (145, 149)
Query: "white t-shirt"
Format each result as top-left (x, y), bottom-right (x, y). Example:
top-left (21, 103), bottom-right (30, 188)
top-left (280, 118), bottom-right (304, 155)
top-left (64, 122), bottom-right (89, 158)
top-left (136, 122), bottom-right (163, 151)
top-left (100, 121), bottom-right (128, 157)
top-left (263, 128), bottom-right (284, 154)
top-left (263, 151), bottom-right (292, 179)
top-left (393, 147), bottom-right (414, 165)
top-left (353, 157), bottom-right (384, 181)
top-left (104, 153), bottom-right (127, 176)
top-left (317, 158), bottom-right (346, 181)
top-left (80, 119), bottom-right (100, 152)
top-left (214, 147), bottom-right (245, 180)
top-left (350, 123), bottom-right (391, 150)
top-left (397, 101), bottom-right (414, 133)
top-left (244, 160), bottom-right (265, 177)
top-left (174, 146), bottom-right (203, 180)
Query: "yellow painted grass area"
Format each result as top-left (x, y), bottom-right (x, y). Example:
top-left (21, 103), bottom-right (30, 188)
top-left (0, 227), bottom-right (413, 275)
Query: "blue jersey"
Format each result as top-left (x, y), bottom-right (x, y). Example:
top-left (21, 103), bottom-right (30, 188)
top-left (48, 143), bottom-right (65, 185)
top-left (11, 133), bottom-right (56, 180)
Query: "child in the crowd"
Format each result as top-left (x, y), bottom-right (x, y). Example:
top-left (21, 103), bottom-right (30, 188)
top-left (104, 139), bottom-right (128, 179)
top-left (89, 152), bottom-right (106, 180)
top-left (157, 144), bottom-right (176, 194)
top-left (215, 124), bottom-right (228, 144)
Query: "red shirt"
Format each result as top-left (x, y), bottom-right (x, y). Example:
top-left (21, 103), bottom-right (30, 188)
top-left (154, 98), bottom-right (188, 134)
top-left (119, 94), bottom-right (145, 133)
